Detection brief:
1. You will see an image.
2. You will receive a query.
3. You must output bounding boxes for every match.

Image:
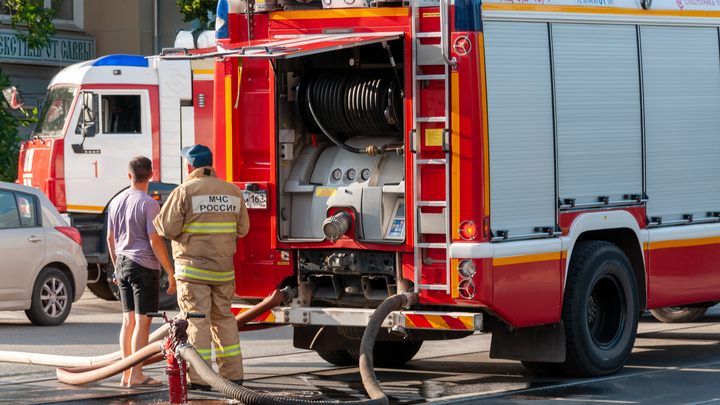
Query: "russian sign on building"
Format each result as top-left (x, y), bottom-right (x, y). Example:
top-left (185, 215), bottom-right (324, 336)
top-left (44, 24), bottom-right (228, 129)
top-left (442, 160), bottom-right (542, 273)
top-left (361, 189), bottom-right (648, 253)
top-left (0, 29), bottom-right (94, 65)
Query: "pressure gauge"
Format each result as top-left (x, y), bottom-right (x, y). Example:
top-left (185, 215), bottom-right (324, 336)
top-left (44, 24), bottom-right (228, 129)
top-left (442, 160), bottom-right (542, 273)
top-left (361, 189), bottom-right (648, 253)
top-left (331, 169), bottom-right (342, 181)
top-left (360, 168), bottom-right (371, 181)
top-left (346, 169), bottom-right (357, 181)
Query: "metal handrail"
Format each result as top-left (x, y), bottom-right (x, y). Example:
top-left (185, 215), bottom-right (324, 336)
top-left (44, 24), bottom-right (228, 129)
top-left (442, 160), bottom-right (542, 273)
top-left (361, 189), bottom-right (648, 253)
top-left (439, 0), bottom-right (458, 69)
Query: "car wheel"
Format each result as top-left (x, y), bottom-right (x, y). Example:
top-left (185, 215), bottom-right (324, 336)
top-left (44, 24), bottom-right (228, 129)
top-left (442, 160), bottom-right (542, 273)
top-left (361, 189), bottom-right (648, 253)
top-left (25, 267), bottom-right (73, 326)
top-left (650, 306), bottom-right (708, 323)
top-left (560, 241), bottom-right (639, 377)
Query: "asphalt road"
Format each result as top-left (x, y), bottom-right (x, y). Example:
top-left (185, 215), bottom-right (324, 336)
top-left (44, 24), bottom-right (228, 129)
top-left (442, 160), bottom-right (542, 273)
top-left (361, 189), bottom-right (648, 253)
top-left (1, 290), bottom-right (720, 404)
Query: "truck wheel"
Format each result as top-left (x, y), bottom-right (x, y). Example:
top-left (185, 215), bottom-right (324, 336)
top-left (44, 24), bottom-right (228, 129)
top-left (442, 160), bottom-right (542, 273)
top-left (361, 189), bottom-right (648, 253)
top-left (157, 238), bottom-right (178, 310)
top-left (317, 349), bottom-right (358, 366)
top-left (521, 361), bottom-right (564, 376)
top-left (25, 267), bottom-right (72, 326)
top-left (650, 307), bottom-right (708, 323)
top-left (560, 241), bottom-right (639, 377)
top-left (87, 263), bottom-right (119, 301)
top-left (348, 340), bottom-right (423, 367)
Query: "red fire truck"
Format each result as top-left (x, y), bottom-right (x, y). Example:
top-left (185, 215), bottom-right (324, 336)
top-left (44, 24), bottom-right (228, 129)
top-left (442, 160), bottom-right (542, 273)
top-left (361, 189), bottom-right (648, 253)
top-left (147, 0), bottom-right (720, 376)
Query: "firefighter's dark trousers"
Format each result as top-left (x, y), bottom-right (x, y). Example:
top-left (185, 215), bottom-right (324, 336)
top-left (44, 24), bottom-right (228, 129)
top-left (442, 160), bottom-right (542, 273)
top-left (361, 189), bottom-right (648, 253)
top-left (177, 279), bottom-right (243, 384)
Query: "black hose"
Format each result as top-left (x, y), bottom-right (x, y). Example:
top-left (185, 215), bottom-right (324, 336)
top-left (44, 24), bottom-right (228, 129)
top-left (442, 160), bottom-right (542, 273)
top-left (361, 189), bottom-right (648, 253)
top-left (178, 345), bottom-right (382, 405)
top-left (299, 69), bottom-right (403, 155)
top-left (359, 292), bottom-right (419, 405)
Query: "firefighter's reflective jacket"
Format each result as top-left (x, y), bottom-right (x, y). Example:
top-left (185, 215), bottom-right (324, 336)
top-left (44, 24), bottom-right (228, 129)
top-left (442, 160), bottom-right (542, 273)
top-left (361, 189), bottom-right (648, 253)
top-left (154, 166), bottom-right (249, 285)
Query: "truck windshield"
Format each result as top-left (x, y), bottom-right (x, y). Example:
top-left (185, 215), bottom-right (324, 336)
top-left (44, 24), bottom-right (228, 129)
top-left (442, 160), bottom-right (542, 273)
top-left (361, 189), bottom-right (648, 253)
top-left (32, 86), bottom-right (78, 138)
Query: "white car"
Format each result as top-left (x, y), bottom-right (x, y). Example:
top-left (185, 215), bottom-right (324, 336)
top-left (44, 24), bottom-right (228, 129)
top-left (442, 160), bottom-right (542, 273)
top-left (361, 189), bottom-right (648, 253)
top-left (0, 182), bottom-right (88, 326)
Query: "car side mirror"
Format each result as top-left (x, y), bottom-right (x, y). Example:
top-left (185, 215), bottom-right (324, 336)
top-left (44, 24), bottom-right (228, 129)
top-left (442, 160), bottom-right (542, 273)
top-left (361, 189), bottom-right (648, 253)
top-left (2, 86), bottom-right (25, 109)
top-left (82, 92), bottom-right (98, 137)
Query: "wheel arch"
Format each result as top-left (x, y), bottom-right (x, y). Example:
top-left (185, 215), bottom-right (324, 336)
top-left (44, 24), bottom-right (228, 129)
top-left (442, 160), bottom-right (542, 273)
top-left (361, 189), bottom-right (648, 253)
top-left (45, 261), bottom-right (76, 302)
top-left (562, 211), bottom-right (647, 311)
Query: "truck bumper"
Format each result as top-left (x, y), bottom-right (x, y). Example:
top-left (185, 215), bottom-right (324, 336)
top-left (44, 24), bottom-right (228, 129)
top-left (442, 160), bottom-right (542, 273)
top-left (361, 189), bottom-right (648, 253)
top-left (232, 304), bottom-right (483, 332)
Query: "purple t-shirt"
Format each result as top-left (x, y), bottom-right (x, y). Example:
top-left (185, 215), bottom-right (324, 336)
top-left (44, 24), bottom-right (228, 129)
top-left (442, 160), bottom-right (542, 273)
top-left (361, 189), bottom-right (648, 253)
top-left (107, 189), bottom-right (161, 270)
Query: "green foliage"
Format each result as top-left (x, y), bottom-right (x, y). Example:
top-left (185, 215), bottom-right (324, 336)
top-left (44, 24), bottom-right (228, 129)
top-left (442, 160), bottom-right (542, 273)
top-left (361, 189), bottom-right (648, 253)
top-left (176, 0), bottom-right (217, 30)
top-left (0, 72), bottom-right (22, 183)
top-left (5, 0), bottom-right (58, 50)
top-left (0, 0), bottom-right (56, 182)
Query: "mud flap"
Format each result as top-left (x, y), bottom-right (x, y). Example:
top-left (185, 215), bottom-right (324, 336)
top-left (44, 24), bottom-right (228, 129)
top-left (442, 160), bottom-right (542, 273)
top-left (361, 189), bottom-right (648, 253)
top-left (489, 320), bottom-right (566, 363)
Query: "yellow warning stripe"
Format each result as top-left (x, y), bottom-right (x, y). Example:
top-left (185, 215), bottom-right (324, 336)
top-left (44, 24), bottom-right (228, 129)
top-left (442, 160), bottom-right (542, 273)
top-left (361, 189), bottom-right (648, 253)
top-left (193, 69), bottom-right (214, 75)
top-left (270, 8), bottom-right (407, 20)
top-left (479, 33), bottom-right (490, 218)
top-left (225, 75), bottom-right (233, 182)
top-left (451, 258), bottom-right (459, 299)
top-left (483, 2), bottom-right (720, 18)
top-left (451, 72), bottom-right (461, 240)
top-left (646, 236), bottom-right (720, 250)
top-left (67, 204), bottom-right (104, 212)
top-left (493, 252), bottom-right (563, 266)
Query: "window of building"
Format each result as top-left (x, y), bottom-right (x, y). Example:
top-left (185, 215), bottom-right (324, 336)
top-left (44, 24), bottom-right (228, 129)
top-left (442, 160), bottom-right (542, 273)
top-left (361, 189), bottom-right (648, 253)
top-left (0, 1), bottom-right (77, 23)
top-left (101, 95), bottom-right (142, 134)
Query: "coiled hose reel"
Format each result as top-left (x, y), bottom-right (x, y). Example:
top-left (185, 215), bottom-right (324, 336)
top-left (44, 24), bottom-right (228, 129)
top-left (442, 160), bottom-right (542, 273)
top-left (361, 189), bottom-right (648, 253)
top-left (296, 69), bottom-right (403, 155)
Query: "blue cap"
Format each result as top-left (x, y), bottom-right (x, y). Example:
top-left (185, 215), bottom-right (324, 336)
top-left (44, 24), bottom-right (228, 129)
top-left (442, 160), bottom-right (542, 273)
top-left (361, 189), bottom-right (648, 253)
top-left (181, 144), bottom-right (213, 168)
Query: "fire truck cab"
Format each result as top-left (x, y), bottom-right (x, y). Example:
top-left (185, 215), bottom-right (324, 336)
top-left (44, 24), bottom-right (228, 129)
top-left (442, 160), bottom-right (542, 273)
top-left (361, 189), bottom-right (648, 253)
top-left (17, 50), bottom-right (216, 305)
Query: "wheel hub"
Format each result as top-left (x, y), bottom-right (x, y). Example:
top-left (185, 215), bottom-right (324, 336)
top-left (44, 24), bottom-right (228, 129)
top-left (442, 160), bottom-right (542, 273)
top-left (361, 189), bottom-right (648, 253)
top-left (587, 295), bottom-right (597, 324)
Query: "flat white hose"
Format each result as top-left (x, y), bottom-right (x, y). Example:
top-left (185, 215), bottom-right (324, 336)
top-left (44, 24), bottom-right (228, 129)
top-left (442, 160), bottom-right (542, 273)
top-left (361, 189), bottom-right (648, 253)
top-left (0, 323), bottom-right (170, 367)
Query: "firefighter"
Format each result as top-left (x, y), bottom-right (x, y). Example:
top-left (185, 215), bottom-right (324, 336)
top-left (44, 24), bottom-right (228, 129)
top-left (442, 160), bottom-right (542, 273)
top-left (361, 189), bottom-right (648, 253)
top-left (153, 144), bottom-right (249, 391)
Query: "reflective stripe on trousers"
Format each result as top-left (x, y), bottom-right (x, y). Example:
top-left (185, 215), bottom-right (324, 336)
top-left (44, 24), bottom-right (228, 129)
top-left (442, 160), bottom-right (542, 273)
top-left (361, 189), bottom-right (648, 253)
top-left (197, 344), bottom-right (242, 360)
top-left (182, 222), bottom-right (236, 233)
top-left (176, 265), bottom-right (235, 282)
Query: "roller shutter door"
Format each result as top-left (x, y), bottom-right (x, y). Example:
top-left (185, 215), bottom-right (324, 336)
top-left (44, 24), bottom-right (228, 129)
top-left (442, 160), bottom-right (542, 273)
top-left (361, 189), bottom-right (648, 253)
top-left (484, 22), bottom-right (556, 237)
top-left (642, 27), bottom-right (720, 221)
top-left (553, 24), bottom-right (642, 205)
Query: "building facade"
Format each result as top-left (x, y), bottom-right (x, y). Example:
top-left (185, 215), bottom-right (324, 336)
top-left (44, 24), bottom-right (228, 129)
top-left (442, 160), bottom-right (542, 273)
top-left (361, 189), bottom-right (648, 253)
top-left (0, 0), bottom-right (191, 135)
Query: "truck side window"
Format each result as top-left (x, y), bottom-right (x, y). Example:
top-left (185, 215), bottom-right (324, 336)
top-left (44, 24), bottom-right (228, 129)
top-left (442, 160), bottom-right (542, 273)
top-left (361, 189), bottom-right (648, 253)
top-left (101, 95), bottom-right (141, 134)
top-left (0, 190), bottom-right (21, 229)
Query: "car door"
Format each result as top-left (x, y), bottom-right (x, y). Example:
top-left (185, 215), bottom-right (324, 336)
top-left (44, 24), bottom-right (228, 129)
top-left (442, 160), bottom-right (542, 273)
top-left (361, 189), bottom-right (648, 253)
top-left (0, 189), bottom-right (46, 303)
top-left (63, 90), bottom-right (153, 214)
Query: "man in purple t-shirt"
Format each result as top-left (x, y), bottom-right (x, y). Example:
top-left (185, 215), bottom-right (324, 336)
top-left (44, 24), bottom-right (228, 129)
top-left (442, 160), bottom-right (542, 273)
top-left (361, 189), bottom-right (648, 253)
top-left (107, 156), bottom-right (176, 387)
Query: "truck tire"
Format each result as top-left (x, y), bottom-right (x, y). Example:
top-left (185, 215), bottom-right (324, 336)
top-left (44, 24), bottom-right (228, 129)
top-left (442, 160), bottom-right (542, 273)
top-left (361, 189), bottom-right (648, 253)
top-left (317, 349), bottom-right (358, 366)
top-left (88, 247), bottom-right (177, 310)
top-left (25, 267), bottom-right (73, 326)
top-left (87, 263), bottom-right (119, 301)
top-left (348, 340), bottom-right (423, 367)
top-left (521, 361), bottom-right (564, 376)
top-left (560, 241), bottom-right (639, 377)
top-left (650, 307), bottom-right (708, 323)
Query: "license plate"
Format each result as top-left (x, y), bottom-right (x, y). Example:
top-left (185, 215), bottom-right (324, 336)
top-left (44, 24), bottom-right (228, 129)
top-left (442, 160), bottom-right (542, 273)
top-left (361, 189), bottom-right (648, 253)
top-left (242, 190), bottom-right (267, 209)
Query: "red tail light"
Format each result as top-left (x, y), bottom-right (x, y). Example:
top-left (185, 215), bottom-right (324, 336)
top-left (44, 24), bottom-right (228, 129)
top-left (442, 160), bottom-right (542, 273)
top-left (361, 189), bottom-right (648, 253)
top-left (459, 220), bottom-right (478, 241)
top-left (55, 226), bottom-right (82, 246)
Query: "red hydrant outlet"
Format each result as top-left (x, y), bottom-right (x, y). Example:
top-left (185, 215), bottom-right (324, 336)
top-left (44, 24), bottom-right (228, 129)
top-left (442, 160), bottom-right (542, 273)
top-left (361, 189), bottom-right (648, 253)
top-left (148, 312), bottom-right (206, 405)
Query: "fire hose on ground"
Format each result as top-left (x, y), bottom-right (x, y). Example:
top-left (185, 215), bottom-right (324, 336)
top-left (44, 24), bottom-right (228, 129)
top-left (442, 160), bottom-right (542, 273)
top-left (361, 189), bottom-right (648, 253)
top-left (0, 288), bottom-right (289, 369)
top-left (0, 289), bottom-right (419, 405)
top-left (174, 292), bottom-right (419, 405)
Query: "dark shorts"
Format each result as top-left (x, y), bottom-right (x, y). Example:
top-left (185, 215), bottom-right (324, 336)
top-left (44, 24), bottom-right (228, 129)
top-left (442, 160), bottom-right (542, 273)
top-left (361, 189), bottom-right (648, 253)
top-left (117, 255), bottom-right (160, 315)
